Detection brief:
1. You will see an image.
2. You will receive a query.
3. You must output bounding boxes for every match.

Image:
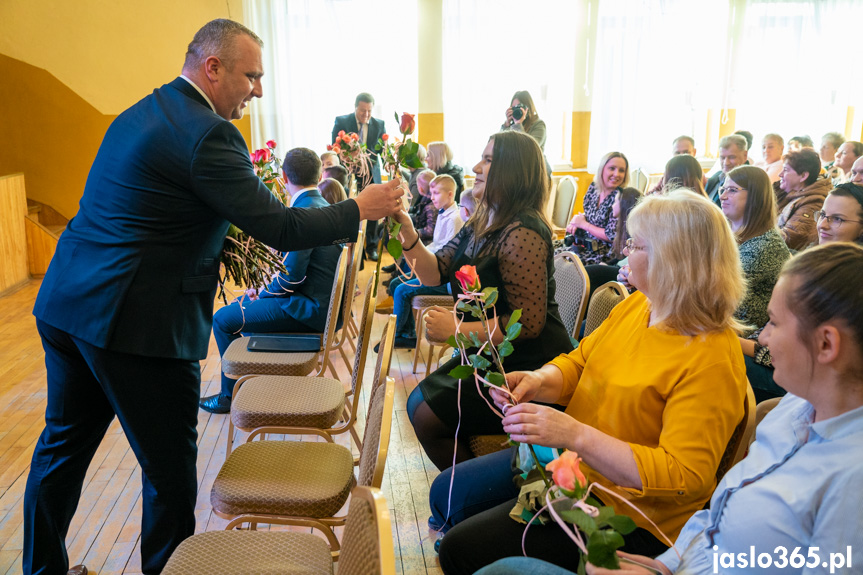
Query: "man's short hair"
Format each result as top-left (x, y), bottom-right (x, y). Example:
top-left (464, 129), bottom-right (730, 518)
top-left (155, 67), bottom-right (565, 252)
top-left (282, 147), bottom-right (322, 187)
top-left (763, 133), bottom-right (784, 148)
top-left (822, 132), bottom-right (845, 149)
top-left (184, 19), bottom-right (263, 70)
top-left (673, 135), bottom-right (695, 149)
top-left (355, 92), bottom-right (375, 107)
top-left (734, 130), bottom-right (753, 150)
top-left (789, 135), bottom-right (814, 148)
top-left (718, 134), bottom-right (747, 153)
top-left (783, 149), bottom-right (822, 186)
top-left (431, 174), bottom-right (457, 195)
top-left (320, 151), bottom-right (339, 164)
top-left (322, 164), bottom-right (349, 189)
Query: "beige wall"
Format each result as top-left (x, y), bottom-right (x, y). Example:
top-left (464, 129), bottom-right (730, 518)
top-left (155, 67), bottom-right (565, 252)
top-left (0, 0), bottom-right (250, 218)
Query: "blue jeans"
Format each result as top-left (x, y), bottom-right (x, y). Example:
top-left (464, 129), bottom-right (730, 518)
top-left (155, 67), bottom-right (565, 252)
top-left (212, 298), bottom-right (311, 396)
top-left (391, 278), bottom-right (450, 340)
top-left (475, 558), bottom-right (575, 575)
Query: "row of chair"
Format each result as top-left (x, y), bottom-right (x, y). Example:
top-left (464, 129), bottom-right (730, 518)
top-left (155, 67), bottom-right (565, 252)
top-left (165, 232), bottom-right (399, 573)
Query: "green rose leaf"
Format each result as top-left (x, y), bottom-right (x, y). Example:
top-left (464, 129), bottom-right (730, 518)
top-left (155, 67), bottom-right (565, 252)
top-left (446, 335), bottom-right (459, 348)
top-left (498, 340), bottom-right (514, 358)
top-left (486, 371), bottom-right (506, 387)
top-left (559, 509), bottom-right (597, 536)
top-left (469, 332), bottom-right (483, 349)
top-left (405, 155), bottom-right (425, 169)
top-left (469, 354), bottom-right (492, 371)
top-left (448, 365), bottom-right (475, 380)
top-left (484, 289), bottom-right (498, 307)
top-left (457, 301), bottom-right (473, 314)
top-left (506, 309), bottom-right (522, 330)
top-left (390, 222), bottom-right (402, 237)
top-left (386, 238), bottom-right (403, 260)
top-left (605, 514), bottom-right (637, 535)
top-left (594, 506), bottom-right (616, 528)
top-left (457, 333), bottom-right (473, 348)
top-left (586, 530), bottom-right (625, 569)
top-left (506, 322), bottom-right (522, 340)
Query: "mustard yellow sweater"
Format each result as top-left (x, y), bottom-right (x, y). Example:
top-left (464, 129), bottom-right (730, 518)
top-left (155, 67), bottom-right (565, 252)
top-left (548, 291), bottom-right (746, 542)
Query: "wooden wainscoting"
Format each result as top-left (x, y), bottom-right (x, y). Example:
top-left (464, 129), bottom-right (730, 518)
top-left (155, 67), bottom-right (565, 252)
top-left (0, 174), bottom-right (30, 296)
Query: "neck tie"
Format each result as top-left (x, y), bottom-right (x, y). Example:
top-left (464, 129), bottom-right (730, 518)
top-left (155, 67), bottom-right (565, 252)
top-left (360, 123), bottom-right (367, 145)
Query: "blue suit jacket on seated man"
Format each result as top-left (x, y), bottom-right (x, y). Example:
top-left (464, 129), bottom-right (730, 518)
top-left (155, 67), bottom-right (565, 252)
top-left (210, 188), bottom-right (343, 398)
top-left (21, 19), bottom-right (401, 575)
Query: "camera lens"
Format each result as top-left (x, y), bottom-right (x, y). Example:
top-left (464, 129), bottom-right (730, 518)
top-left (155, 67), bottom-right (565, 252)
top-left (512, 107), bottom-right (524, 120)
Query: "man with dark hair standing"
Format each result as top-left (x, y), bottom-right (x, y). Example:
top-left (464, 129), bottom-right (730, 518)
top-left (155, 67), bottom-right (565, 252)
top-left (23, 19), bottom-right (402, 575)
top-left (332, 92), bottom-right (387, 260)
top-left (323, 163), bottom-right (350, 190)
top-left (200, 147), bottom-right (343, 414)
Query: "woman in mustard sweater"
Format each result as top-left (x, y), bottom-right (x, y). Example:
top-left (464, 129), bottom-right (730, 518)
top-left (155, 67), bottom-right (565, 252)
top-left (430, 190), bottom-right (749, 575)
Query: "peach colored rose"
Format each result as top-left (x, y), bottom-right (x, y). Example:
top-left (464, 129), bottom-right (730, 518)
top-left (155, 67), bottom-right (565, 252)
top-left (545, 451), bottom-right (587, 492)
top-left (332, 145), bottom-right (341, 154)
top-left (455, 265), bottom-right (480, 293)
top-left (399, 113), bottom-right (416, 135)
top-left (382, 133), bottom-right (389, 142)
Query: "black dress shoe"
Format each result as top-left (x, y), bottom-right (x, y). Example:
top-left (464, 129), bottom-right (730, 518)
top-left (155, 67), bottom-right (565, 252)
top-left (199, 394), bottom-right (232, 414)
top-left (366, 248), bottom-right (379, 261)
top-left (67, 566), bottom-right (88, 575)
top-left (394, 337), bottom-right (417, 349)
top-left (382, 263), bottom-right (397, 273)
top-left (382, 278), bottom-right (392, 288)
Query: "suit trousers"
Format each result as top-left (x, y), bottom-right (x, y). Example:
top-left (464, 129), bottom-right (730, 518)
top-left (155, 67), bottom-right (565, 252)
top-left (212, 298), bottom-right (312, 397)
top-left (23, 320), bottom-right (200, 575)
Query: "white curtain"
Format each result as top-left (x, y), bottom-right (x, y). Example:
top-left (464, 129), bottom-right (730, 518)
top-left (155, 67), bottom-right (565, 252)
top-left (588, 0), bottom-right (730, 175)
top-left (244, 0), bottom-right (418, 155)
top-left (733, 0), bottom-right (863, 158)
top-left (441, 0), bottom-right (577, 170)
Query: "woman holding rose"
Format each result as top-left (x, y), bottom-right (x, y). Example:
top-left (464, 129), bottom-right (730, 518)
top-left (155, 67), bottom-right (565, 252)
top-left (392, 130), bottom-right (573, 471)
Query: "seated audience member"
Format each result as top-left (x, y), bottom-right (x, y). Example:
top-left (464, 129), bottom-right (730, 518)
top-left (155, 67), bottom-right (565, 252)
top-left (741, 183), bottom-right (863, 404)
top-left (706, 135), bottom-right (748, 204)
top-left (649, 154), bottom-right (706, 196)
top-left (755, 133), bottom-right (784, 183)
top-left (850, 155), bottom-right (863, 185)
top-left (734, 129), bottom-right (754, 154)
top-left (720, 166), bottom-right (791, 333)
top-left (411, 169), bottom-right (439, 243)
top-left (819, 131), bottom-right (845, 169)
top-left (199, 148), bottom-right (345, 414)
top-left (564, 152), bottom-right (629, 265)
top-left (408, 143), bottom-right (428, 203)
top-left (377, 174), bottom-right (464, 348)
top-left (397, 131), bottom-right (573, 470)
top-left (671, 134), bottom-right (696, 156)
top-left (583, 187), bottom-right (642, 299)
top-left (322, 164), bottom-right (349, 191)
top-left (832, 140), bottom-right (863, 184)
top-left (786, 134), bottom-right (813, 153)
top-left (320, 150), bottom-right (340, 169)
top-left (427, 141), bottom-right (465, 201)
top-left (317, 177), bottom-right (347, 205)
top-left (477, 244), bottom-right (863, 575)
top-left (431, 190), bottom-right (748, 575)
top-left (458, 188), bottom-right (476, 221)
top-left (774, 148), bottom-right (831, 250)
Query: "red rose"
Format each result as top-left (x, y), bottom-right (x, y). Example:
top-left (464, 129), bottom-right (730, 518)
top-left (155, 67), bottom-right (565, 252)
top-left (382, 133), bottom-right (389, 142)
top-left (399, 113), bottom-right (416, 135)
top-left (326, 144), bottom-right (333, 151)
top-left (266, 140), bottom-right (276, 149)
top-left (260, 149), bottom-right (271, 163)
top-left (249, 152), bottom-right (256, 162)
top-left (455, 265), bottom-right (480, 293)
top-left (545, 451), bottom-right (587, 492)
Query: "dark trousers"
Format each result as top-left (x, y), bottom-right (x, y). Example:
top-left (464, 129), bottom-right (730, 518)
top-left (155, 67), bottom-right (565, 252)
top-left (23, 320), bottom-right (200, 574)
top-left (212, 299), bottom-right (311, 397)
top-left (430, 449), bottom-right (667, 575)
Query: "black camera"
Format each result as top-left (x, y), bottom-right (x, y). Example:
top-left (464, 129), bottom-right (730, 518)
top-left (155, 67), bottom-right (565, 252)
top-left (563, 229), bottom-right (598, 255)
top-left (511, 104), bottom-right (525, 120)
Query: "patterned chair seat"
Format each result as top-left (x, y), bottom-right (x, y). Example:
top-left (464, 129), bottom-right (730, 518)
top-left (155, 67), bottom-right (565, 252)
top-left (162, 530), bottom-right (332, 575)
top-left (222, 337), bottom-right (320, 378)
top-left (211, 441), bottom-right (355, 518)
top-left (468, 434), bottom-right (511, 458)
top-left (231, 375), bottom-right (346, 430)
top-left (410, 294), bottom-right (453, 311)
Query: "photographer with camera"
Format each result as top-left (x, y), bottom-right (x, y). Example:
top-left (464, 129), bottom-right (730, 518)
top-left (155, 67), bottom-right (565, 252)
top-left (501, 91), bottom-right (552, 177)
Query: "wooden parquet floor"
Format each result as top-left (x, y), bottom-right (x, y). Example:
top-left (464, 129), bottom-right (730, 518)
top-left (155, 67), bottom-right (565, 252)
top-left (0, 267), bottom-right (444, 574)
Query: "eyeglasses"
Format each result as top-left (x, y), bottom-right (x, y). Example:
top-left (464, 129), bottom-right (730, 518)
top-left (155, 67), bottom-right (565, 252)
top-left (815, 211), bottom-right (863, 228)
top-left (718, 186), bottom-right (745, 195)
top-left (624, 238), bottom-right (646, 253)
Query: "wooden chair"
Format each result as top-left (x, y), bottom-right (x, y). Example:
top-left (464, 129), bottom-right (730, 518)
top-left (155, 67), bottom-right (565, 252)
top-left (209, 329), bottom-right (396, 557)
top-left (330, 228), bottom-right (365, 374)
top-left (751, 396), bottom-right (782, 445)
top-left (163, 486), bottom-right (395, 574)
top-left (220, 245), bottom-right (349, 390)
top-left (715, 380), bottom-right (757, 481)
top-left (631, 168), bottom-right (649, 194)
top-left (225, 272), bottom-right (385, 457)
top-left (551, 175), bottom-right (578, 236)
top-left (583, 281), bottom-right (629, 338)
top-left (553, 252), bottom-right (590, 341)
top-left (411, 294), bottom-right (455, 374)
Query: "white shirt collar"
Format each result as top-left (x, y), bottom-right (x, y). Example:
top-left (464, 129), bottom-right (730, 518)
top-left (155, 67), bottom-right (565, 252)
top-left (290, 187), bottom-right (319, 207)
top-left (179, 75), bottom-right (217, 114)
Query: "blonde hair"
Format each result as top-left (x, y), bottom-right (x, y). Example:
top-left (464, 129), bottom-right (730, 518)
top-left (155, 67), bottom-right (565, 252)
top-left (427, 142), bottom-right (454, 171)
top-left (627, 189), bottom-right (746, 336)
top-left (417, 169), bottom-right (436, 186)
top-left (431, 174), bottom-right (457, 195)
top-left (594, 151), bottom-right (630, 195)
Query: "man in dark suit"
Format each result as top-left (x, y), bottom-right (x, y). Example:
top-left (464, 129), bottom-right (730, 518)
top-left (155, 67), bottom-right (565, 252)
top-left (332, 92), bottom-right (387, 260)
top-left (200, 148), bottom-right (343, 414)
top-left (23, 20), bottom-right (402, 575)
top-left (706, 134), bottom-right (749, 205)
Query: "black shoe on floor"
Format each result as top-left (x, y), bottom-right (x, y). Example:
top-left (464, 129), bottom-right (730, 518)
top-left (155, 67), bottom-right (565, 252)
top-left (373, 341), bottom-right (381, 354)
top-left (199, 393), bottom-right (232, 414)
top-left (394, 337), bottom-right (417, 349)
top-left (382, 263), bottom-right (397, 273)
top-left (382, 278), bottom-right (392, 288)
top-left (366, 248), bottom-right (379, 262)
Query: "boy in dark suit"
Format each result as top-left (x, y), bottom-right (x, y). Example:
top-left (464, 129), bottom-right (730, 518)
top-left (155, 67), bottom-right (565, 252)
top-left (201, 148), bottom-right (344, 413)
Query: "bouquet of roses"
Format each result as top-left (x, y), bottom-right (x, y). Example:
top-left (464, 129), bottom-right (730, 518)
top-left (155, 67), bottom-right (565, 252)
top-left (328, 130), bottom-right (371, 191)
top-left (217, 140), bottom-right (288, 304)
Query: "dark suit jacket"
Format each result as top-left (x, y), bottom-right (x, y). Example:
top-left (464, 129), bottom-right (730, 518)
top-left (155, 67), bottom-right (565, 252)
top-left (331, 113), bottom-right (386, 184)
top-left (706, 171), bottom-right (724, 205)
top-left (34, 77), bottom-right (359, 361)
top-left (259, 190), bottom-right (341, 332)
